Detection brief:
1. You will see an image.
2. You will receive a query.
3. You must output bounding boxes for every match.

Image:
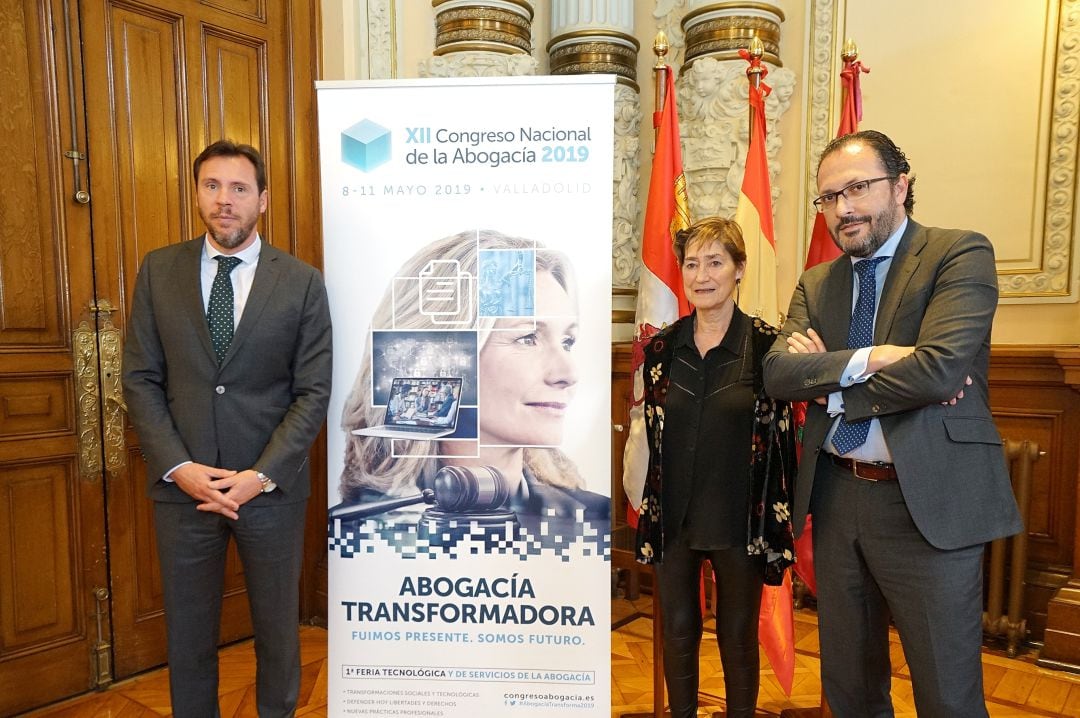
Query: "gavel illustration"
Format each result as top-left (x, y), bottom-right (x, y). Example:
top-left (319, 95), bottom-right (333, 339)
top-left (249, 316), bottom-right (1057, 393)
top-left (329, 465), bottom-right (510, 521)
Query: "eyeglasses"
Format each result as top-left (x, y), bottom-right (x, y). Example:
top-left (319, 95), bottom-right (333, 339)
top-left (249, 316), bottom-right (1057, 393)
top-left (812, 176), bottom-right (896, 211)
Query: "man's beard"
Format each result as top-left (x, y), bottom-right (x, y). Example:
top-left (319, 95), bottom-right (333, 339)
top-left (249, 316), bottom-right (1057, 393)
top-left (830, 206), bottom-right (898, 258)
top-left (204, 213), bottom-right (258, 249)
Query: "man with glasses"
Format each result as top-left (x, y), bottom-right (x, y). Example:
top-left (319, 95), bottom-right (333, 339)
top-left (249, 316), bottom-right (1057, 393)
top-left (763, 130), bottom-right (1021, 716)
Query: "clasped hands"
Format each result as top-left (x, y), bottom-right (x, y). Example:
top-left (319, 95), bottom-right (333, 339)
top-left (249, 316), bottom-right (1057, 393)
top-left (786, 328), bottom-right (971, 406)
top-left (169, 463), bottom-right (265, 519)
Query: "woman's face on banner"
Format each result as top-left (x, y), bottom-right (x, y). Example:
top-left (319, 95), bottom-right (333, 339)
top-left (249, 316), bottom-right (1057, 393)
top-left (478, 270), bottom-right (578, 446)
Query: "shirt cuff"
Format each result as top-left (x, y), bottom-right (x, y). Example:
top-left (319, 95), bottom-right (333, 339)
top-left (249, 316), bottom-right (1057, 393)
top-left (163, 460), bottom-right (192, 482)
top-left (840, 346), bottom-right (875, 386)
top-left (827, 391), bottom-right (845, 417)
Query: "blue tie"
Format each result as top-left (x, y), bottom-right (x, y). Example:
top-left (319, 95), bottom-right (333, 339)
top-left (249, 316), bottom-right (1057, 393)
top-left (831, 256), bottom-right (887, 455)
top-left (207, 255), bottom-right (242, 362)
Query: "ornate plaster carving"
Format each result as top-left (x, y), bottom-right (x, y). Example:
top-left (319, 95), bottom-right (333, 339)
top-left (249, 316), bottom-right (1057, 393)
top-left (677, 56), bottom-right (796, 222)
top-left (996, 0), bottom-right (1079, 300)
top-left (613, 82), bottom-right (643, 288)
top-left (367, 0), bottom-right (397, 78)
top-left (354, 0), bottom-right (399, 79)
top-left (419, 52), bottom-right (539, 77)
top-left (802, 0), bottom-right (839, 253)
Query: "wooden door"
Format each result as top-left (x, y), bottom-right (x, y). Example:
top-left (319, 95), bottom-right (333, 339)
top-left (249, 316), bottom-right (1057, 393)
top-left (0, 2), bottom-right (110, 713)
top-left (0, 0), bottom-right (321, 713)
top-left (80, 0), bottom-right (319, 679)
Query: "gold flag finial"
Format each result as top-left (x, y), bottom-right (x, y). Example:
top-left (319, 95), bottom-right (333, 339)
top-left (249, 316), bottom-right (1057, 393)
top-left (748, 35), bottom-right (765, 60)
top-left (842, 38), bottom-right (858, 62)
top-left (653, 31), bottom-right (669, 68)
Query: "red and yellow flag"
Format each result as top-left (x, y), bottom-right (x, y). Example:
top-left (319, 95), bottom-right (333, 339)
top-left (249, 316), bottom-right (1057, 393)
top-left (634, 67), bottom-right (692, 327)
top-left (622, 66), bottom-right (691, 527)
top-left (733, 48), bottom-right (793, 695)
top-left (734, 66), bottom-right (780, 326)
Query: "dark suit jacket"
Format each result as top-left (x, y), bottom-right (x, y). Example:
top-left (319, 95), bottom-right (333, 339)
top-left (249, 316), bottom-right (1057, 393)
top-left (122, 236), bottom-right (333, 504)
top-left (763, 220), bottom-right (1022, 550)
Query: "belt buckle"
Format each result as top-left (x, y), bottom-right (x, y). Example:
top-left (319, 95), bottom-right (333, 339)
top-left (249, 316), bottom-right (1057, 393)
top-left (851, 460), bottom-right (880, 482)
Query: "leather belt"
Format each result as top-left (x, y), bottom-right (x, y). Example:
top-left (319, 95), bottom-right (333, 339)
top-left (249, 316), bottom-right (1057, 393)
top-left (828, 453), bottom-right (898, 481)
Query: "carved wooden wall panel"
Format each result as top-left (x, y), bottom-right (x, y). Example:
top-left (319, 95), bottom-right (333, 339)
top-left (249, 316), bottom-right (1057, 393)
top-left (2, 0), bottom-right (319, 710)
top-left (0, 1), bottom-right (106, 712)
top-left (108, 7), bottom-right (188, 271)
top-left (0, 463), bottom-right (78, 646)
top-left (0, 1), bottom-right (62, 345)
top-left (989, 347), bottom-right (1080, 644)
top-left (0, 375), bottom-right (73, 437)
top-left (0, 457), bottom-right (97, 714)
top-left (204, 34), bottom-right (264, 147)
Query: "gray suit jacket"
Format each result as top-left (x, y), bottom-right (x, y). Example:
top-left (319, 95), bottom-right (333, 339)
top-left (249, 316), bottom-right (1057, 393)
top-left (763, 220), bottom-right (1022, 550)
top-left (122, 236), bottom-right (333, 504)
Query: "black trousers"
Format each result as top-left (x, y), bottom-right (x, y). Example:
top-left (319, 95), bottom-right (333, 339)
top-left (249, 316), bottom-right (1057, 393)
top-left (653, 535), bottom-right (765, 718)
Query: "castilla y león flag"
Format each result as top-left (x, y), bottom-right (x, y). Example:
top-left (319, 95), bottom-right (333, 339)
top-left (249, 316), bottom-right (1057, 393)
top-left (621, 66), bottom-right (691, 528)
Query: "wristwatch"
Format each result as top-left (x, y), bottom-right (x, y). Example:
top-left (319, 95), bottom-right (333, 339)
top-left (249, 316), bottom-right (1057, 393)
top-left (256, 471), bottom-right (277, 493)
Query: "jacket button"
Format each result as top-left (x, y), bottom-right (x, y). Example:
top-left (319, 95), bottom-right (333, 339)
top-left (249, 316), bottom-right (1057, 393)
top-left (216, 385), bottom-right (226, 395)
top-left (872, 404), bottom-right (881, 413)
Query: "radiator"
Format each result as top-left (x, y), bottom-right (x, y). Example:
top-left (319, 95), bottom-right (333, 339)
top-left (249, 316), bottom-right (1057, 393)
top-left (982, 439), bottom-right (1040, 657)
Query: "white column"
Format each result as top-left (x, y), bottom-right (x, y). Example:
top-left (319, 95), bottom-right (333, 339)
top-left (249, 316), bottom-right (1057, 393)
top-left (549, 1), bottom-right (641, 298)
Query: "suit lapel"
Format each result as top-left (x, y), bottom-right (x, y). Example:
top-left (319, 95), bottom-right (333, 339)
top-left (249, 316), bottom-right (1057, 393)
top-left (176, 236), bottom-right (219, 364)
top-left (875, 220), bottom-right (924, 342)
top-left (820, 259), bottom-right (854, 351)
top-left (220, 243), bottom-right (282, 369)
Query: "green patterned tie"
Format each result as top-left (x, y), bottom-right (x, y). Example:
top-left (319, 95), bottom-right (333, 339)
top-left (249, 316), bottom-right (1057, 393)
top-left (207, 255), bottom-right (242, 362)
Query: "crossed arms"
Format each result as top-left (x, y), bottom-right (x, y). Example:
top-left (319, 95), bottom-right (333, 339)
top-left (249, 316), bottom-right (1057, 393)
top-left (762, 230), bottom-right (998, 418)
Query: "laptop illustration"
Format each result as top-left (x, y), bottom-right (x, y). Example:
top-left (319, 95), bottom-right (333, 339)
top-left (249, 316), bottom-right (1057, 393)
top-left (352, 377), bottom-right (463, 441)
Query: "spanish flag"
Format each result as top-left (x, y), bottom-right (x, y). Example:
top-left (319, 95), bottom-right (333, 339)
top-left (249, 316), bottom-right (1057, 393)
top-left (734, 49), bottom-right (793, 695)
top-left (734, 62), bottom-right (781, 326)
top-left (622, 66), bottom-right (691, 526)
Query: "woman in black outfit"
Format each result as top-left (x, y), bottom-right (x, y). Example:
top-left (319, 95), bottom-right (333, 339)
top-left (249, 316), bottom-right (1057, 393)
top-left (634, 217), bottom-right (796, 717)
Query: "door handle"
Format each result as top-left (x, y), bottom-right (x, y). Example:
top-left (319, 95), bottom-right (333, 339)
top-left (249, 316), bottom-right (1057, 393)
top-left (94, 300), bottom-right (127, 475)
top-left (73, 317), bottom-right (103, 480)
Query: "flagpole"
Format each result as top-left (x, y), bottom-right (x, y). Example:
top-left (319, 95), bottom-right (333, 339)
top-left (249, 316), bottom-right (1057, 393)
top-left (746, 35), bottom-right (765, 135)
top-left (648, 33), bottom-right (667, 718)
top-left (653, 31), bottom-right (669, 144)
top-left (629, 36), bottom-right (671, 718)
top-left (746, 35), bottom-right (764, 320)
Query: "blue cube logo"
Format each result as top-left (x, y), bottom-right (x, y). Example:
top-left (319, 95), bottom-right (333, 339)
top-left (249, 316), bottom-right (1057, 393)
top-left (341, 119), bottom-right (391, 172)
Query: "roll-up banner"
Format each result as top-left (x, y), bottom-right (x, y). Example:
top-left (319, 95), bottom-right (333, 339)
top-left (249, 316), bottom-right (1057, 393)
top-left (319, 76), bottom-right (614, 717)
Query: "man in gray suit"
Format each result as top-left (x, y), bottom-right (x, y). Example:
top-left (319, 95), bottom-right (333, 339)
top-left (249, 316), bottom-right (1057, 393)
top-left (123, 140), bottom-right (332, 717)
top-left (763, 130), bottom-right (1021, 716)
